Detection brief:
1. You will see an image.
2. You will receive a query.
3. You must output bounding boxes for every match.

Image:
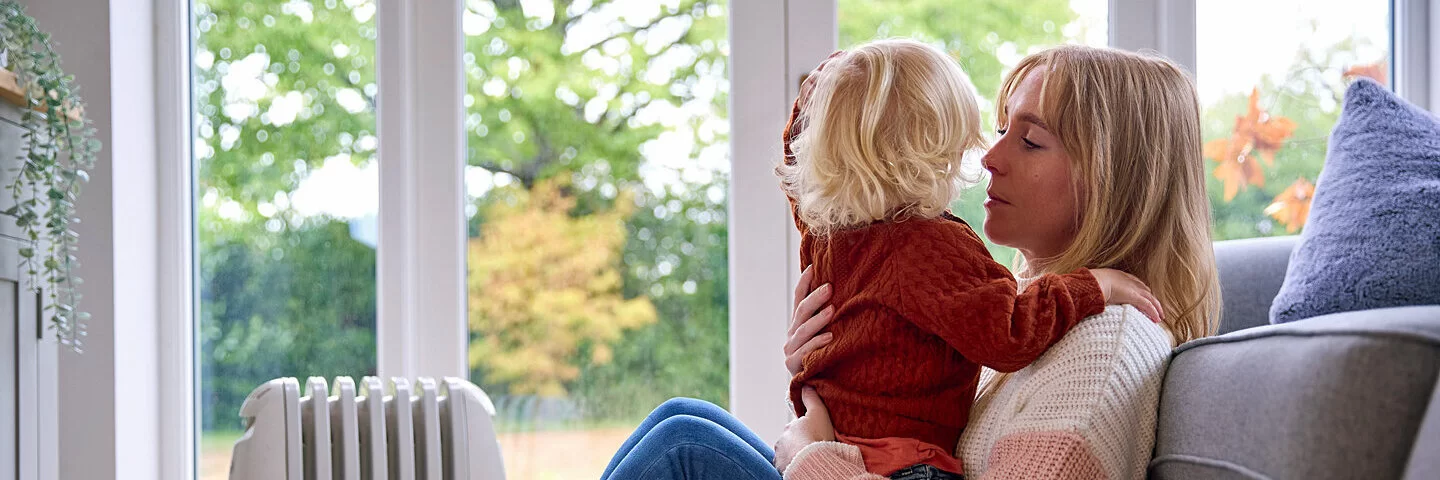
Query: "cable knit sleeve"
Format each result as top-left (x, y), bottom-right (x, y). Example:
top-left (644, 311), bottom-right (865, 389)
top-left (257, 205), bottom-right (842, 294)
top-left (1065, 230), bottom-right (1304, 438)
top-left (782, 441), bottom-right (886, 480)
top-left (891, 225), bottom-right (1107, 372)
top-left (959, 307), bottom-right (1175, 480)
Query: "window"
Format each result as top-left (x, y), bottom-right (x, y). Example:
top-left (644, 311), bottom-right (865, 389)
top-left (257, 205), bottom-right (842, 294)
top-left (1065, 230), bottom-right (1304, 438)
top-left (1197, 0), bottom-right (1391, 240)
top-left (460, 1), bottom-right (729, 478)
top-left (192, 1), bottom-right (379, 478)
top-left (837, 0), bottom-right (1109, 265)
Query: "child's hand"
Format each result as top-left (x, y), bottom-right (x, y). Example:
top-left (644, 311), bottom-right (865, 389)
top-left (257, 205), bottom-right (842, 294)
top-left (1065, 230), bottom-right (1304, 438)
top-left (1090, 268), bottom-right (1163, 323)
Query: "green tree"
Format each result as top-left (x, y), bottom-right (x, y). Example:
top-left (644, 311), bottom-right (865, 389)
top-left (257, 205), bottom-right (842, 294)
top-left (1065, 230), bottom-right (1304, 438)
top-left (455, 0), bottom-right (732, 421)
top-left (193, 0), bottom-right (380, 431)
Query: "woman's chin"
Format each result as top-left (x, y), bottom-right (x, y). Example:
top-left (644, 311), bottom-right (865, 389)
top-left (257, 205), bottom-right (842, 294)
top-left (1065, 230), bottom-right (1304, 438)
top-left (981, 222), bottom-right (1011, 246)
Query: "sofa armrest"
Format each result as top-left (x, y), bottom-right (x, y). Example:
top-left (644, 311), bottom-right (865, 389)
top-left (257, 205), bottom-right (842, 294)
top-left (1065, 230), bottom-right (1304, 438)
top-left (1151, 306), bottom-right (1440, 480)
top-left (1403, 367), bottom-right (1440, 480)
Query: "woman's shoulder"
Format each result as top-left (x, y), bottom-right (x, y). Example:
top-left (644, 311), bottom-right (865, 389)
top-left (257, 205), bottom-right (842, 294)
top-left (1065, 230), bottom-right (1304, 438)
top-left (1014, 306), bottom-right (1173, 395)
top-left (1053, 305), bottom-right (1172, 362)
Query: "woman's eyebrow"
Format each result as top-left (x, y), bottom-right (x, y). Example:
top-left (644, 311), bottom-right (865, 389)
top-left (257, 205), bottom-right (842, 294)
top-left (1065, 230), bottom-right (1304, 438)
top-left (1015, 112), bottom-right (1050, 131)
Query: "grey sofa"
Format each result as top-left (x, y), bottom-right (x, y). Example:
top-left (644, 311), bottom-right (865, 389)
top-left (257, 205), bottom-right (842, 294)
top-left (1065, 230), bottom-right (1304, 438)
top-left (1150, 236), bottom-right (1440, 479)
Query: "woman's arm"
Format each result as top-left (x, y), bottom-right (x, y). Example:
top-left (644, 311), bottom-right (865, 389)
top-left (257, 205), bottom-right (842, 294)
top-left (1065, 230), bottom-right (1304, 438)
top-left (774, 388), bottom-right (885, 480)
top-left (977, 431), bottom-right (1106, 480)
top-left (785, 442), bottom-right (884, 480)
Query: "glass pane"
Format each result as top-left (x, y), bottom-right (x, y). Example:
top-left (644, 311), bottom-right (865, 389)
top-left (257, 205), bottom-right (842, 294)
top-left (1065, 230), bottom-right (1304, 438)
top-left (1198, 0), bottom-right (1390, 240)
top-left (461, 1), bottom-right (729, 478)
top-left (839, 0), bottom-right (1109, 265)
top-left (192, 1), bottom-right (379, 478)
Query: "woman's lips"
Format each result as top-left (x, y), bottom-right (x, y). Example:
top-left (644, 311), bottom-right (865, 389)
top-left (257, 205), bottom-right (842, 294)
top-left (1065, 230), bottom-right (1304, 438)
top-left (985, 191), bottom-right (1011, 207)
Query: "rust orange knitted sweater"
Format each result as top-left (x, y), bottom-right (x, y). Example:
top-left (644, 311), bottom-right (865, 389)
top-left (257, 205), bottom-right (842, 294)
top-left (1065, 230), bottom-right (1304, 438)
top-left (781, 79), bottom-right (1106, 477)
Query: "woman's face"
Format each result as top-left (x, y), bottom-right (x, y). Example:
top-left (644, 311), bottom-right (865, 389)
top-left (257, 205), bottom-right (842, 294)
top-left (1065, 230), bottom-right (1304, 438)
top-left (982, 69), bottom-right (1082, 264)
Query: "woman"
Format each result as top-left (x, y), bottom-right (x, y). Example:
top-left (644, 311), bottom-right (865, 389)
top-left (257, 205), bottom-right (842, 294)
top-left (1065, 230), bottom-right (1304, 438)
top-left (601, 44), bottom-right (1220, 480)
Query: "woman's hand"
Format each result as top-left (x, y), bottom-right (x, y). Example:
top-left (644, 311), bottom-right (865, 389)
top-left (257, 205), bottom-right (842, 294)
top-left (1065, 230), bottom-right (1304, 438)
top-left (786, 265), bottom-right (835, 376)
top-left (1090, 268), bottom-right (1164, 323)
top-left (773, 387), bottom-right (836, 473)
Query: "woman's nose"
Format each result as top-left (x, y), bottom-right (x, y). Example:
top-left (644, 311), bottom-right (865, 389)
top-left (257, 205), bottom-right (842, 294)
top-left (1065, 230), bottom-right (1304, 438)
top-left (982, 149), bottom-right (1003, 175)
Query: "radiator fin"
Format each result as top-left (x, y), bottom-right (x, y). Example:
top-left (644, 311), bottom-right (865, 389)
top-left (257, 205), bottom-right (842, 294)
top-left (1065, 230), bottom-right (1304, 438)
top-left (231, 376), bottom-right (505, 480)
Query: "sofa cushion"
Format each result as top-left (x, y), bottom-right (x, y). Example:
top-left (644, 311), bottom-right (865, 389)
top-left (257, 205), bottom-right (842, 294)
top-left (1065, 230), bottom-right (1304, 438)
top-left (1214, 236), bottom-right (1297, 334)
top-left (1269, 79), bottom-right (1440, 324)
top-left (1152, 305), bottom-right (1440, 480)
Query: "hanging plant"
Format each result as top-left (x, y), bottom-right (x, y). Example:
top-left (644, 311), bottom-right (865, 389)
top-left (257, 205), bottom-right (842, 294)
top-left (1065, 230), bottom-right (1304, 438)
top-left (0, 1), bottom-right (99, 351)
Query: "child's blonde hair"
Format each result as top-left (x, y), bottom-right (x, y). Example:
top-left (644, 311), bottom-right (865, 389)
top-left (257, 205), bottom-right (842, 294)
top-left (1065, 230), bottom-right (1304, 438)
top-left (778, 39), bottom-right (987, 235)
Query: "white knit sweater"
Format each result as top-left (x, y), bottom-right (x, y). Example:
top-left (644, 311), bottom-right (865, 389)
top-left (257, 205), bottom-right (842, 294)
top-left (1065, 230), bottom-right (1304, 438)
top-left (786, 305), bottom-right (1174, 480)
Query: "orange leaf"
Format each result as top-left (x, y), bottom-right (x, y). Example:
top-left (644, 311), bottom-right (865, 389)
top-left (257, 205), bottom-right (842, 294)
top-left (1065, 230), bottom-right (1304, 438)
top-left (1263, 177), bottom-right (1315, 233)
top-left (1250, 116), bottom-right (1295, 165)
top-left (1343, 62), bottom-right (1387, 86)
top-left (1213, 152), bottom-right (1265, 201)
top-left (1206, 88), bottom-right (1297, 201)
top-left (1236, 88), bottom-right (1296, 166)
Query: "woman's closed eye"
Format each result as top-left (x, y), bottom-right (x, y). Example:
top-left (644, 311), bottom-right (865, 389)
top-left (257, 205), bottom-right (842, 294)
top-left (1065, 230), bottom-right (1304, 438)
top-left (997, 128), bottom-right (1041, 150)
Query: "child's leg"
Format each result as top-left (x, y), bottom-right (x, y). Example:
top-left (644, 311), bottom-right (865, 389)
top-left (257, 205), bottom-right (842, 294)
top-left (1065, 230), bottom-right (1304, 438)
top-left (601, 414), bottom-right (781, 480)
top-left (601, 398), bottom-right (774, 479)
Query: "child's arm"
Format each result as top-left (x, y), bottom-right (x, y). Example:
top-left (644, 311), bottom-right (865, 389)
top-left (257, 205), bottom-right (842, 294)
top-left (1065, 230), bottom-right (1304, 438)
top-left (890, 232), bottom-right (1114, 372)
top-left (924, 270), bottom-right (1105, 372)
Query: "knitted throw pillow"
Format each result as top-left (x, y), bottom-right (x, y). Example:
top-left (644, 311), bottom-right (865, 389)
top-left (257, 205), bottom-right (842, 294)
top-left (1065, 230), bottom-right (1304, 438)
top-left (1269, 79), bottom-right (1440, 324)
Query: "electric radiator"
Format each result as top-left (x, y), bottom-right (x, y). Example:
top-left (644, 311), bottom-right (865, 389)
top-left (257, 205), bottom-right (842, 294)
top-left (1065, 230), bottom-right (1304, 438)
top-left (228, 376), bottom-right (507, 480)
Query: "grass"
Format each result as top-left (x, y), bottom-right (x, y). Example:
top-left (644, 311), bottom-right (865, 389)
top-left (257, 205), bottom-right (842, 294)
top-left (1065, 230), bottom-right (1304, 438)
top-left (200, 431), bottom-right (243, 480)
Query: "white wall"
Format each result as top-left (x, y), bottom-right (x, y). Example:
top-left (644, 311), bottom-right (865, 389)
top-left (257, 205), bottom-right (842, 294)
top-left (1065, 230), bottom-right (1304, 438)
top-left (18, 0), bottom-right (161, 479)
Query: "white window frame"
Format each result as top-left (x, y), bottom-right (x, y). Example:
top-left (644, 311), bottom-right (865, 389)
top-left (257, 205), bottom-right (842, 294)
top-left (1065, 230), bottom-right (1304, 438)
top-left (1396, 0), bottom-right (1439, 112)
top-left (375, 0), bottom-right (468, 381)
top-left (150, 1), bottom-right (1438, 478)
top-left (727, 0), bottom-right (835, 443)
top-left (157, 0), bottom-right (196, 478)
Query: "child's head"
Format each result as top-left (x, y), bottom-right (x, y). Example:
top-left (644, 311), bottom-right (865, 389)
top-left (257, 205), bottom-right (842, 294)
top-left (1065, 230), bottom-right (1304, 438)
top-left (779, 39), bottom-right (987, 234)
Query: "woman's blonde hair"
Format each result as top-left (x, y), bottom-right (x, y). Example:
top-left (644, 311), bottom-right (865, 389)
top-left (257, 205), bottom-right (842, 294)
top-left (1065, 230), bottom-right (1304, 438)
top-left (998, 45), bottom-right (1221, 347)
top-left (778, 39), bottom-right (988, 235)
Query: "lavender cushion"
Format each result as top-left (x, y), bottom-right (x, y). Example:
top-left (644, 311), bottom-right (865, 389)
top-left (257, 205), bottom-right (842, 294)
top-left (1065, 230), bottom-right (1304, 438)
top-left (1270, 79), bottom-right (1440, 324)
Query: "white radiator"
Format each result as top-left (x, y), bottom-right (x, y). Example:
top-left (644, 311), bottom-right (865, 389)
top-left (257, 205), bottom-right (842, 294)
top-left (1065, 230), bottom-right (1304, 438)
top-left (228, 376), bottom-right (507, 480)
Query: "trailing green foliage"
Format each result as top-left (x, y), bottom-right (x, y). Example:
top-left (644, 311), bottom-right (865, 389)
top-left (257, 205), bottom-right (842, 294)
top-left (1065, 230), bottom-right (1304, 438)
top-left (0, 1), bottom-right (99, 350)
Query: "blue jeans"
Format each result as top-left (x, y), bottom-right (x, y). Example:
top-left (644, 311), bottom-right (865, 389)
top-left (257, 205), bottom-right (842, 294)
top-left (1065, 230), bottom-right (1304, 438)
top-left (600, 398), bottom-right (781, 480)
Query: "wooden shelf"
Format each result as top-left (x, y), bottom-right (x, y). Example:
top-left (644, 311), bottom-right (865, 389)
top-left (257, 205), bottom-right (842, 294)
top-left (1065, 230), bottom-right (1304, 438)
top-left (0, 67), bottom-right (23, 108)
top-left (0, 67), bottom-right (83, 121)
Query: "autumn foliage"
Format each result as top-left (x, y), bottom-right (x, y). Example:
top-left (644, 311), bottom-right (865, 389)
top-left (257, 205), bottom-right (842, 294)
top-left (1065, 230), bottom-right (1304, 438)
top-left (1204, 61), bottom-right (1388, 234)
top-left (1343, 61), bottom-right (1387, 85)
top-left (1264, 178), bottom-right (1315, 233)
top-left (1204, 88), bottom-right (1298, 201)
top-left (467, 177), bottom-right (658, 397)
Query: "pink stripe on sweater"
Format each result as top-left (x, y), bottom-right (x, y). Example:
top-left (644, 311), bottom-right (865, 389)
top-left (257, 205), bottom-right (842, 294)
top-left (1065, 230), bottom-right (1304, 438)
top-left (784, 442), bottom-right (886, 480)
top-left (981, 430), bottom-right (1105, 480)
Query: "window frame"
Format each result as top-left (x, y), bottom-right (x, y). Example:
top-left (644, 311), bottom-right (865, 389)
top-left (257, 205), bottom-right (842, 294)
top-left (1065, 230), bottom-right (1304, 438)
top-left (158, 0), bottom-right (196, 478)
top-left (374, 0), bottom-right (468, 382)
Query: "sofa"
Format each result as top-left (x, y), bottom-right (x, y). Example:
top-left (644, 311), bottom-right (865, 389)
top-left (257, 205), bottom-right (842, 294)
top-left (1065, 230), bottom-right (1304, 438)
top-left (1150, 235), bottom-right (1440, 479)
